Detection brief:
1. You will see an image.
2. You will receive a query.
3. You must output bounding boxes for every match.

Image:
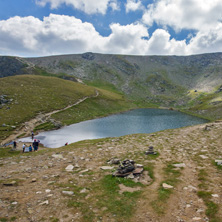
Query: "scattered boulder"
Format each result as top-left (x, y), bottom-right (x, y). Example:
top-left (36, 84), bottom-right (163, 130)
top-left (145, 146), bottom-right (157, 155)
top-left (39, 200), bottom-right (49, 205)
top-left (27, 208), bottom-right (34, 214)
top-left (211, 194), bottom-right (219, 198)
top-left (3, 181), bottom-right (17, 186)
top-left (215, 159), bottom-right (222, 166)
top-left (31, 178), bottom-right (37, 183)
top-left (65, 165), bottom-right (74, 172)
top-left (62, 191), bottom-right (74, 196)
top-left (100, 166), bottom-right (114, 170)
top-left (199, 155), bottom-right (208, 159)
top-left (173, 163), bottom-right (186, 168)
top-left (11, 202), bottom-right (18, 205)
top-left (107, 158), bottom-right (120, 165)
top-left (80, 188), bottom-right (88, 194)
top-left (79, 169), bottom-right (89, 174)
top-left (162, 183), bottom-right (174, 189)
top-left (52, 154), bottom-right (63, 159)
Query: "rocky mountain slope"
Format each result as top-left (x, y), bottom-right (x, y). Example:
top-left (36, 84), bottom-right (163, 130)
top-left (25, 53), bottom-right (222, 98)
top-left (1, 52), bottom-right (222, 120)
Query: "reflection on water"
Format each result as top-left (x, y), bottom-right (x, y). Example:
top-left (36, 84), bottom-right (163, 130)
top-left (19, 108), bottom-right (208, 148)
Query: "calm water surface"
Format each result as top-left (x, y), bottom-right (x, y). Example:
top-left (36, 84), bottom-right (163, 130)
top-left (20, 109), bottom-right (208, 148)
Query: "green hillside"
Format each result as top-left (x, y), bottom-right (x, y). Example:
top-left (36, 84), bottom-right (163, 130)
top-left (0, 75), bottom-right (133, 142)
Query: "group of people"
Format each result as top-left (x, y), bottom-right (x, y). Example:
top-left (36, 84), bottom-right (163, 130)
top-left (22, 139), bottom-right (40, 153)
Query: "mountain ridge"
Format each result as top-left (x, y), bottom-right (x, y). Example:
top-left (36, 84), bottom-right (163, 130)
top-left (1, 52), bottom-right (222, 120)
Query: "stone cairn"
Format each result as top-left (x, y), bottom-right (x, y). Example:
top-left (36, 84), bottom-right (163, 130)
top-left (145, 146), bottom-right (157, 155)
top-left (112, 159), bottom-right (143, 178)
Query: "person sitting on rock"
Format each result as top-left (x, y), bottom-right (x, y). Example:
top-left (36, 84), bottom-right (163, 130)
top-left (29, 145), bottom-right (33, 152)
top-left (24, 145), bottom-right (29, 153)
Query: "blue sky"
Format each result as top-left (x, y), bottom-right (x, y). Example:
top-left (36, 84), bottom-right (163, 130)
top-left (0, 0), bottom-right (222, 57)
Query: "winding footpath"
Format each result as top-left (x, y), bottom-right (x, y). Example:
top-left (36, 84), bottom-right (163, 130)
top-left (2, 90), bottom-right (99, 146)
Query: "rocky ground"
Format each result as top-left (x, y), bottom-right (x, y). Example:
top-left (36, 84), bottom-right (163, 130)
top-left (0, 121), bottom-right (222, 222)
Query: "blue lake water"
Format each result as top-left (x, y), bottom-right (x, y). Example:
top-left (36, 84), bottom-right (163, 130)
top-left (19, 108), bottom-right (208, 148)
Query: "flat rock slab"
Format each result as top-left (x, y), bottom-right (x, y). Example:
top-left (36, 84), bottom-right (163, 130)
top-left (212, 194), bottom-right (219, 198)
top-left (133, 167), bottom-right (144, 175)
top-left (215, 160), bottom-right (222, 166)
top-left (173, 163), bottom-right (186, 168)
top-left (52, 154), bottom-right (63, 159)
top-left (162, 183), bottom-right (174, 189)
top-left (100, 166), bottom-right (114, 170)
top-left (79, 169), bottom-right (89, 174)
top-left (199, 155), bottom-right (208, 159)
top-left (62, 191), bottom-right (74, 196)
top-left (3, 181), bottom-right (17, 186)
top-left (39, 200), bottom-right (49, 205)
top-left (65, 165), bottom-right (74, 172)
top-left (113, 171), bottom-right (131, 177)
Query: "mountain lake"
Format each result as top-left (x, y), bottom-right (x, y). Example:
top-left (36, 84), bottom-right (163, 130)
top-left (19, 108), bottom-right (208, 148)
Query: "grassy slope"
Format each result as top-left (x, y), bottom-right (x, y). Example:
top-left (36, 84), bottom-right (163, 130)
top-left (0, 75), bottom-right (134, 142)
top-left (52, 87), bottom-right (136, 125)
top-left (0, 75), bottom-right (93, 141)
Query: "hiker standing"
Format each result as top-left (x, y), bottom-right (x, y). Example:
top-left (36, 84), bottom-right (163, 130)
top-left (22, 144), bottom-right (26, 153)
top-left (33, 139), bottom-right (37, 151)
top-left (31, 131), bottom-right (34, 140)
top-left (36, 139), bottom-right (40, 151)
top-left (13, 141), bottom-right (17, 150)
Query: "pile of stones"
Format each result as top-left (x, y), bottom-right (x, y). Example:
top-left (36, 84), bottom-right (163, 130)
top-left (112, 159), bottom-right (143, 178)
top-left (145, 146), bottom-right (157, 155)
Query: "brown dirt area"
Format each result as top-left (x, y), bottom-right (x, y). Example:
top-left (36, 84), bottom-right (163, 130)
top-left (0, 121), bottom-right (222, 222)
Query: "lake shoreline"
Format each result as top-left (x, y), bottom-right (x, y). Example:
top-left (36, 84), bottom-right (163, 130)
top-left (19, 108), bottom-right (208, 148)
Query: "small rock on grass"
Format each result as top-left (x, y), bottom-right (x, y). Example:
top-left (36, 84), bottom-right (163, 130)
top-left (39, 200), bottom-right (49, 205)
top-left (65, 165), bottom-right (74, 172)
top-left (211, 194), bottom-right (219, 198)
top-left (52, 154), bottom-right (63, 159)
top-left (62, 191), bottom-right (74, 196)
top-left (173, 163), bottom-right (186, 168)
top-left (100, 166), bottom-right (114, 170)
top-left (3, 181), bottom-right (16, 186)
top-left (162, 183), bottom-right (174, 189)
top-left (215, 160), bottom-right (222, 166)
top-left (199, 155), bottom-right (208, 159)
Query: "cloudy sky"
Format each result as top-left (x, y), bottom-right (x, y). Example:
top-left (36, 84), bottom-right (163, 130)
top-left (1, 0), bottom-right (222, 57)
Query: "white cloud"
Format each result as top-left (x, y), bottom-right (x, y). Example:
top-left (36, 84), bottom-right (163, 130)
top-left (103, 23), bottom-right (149, 54)
top-left (35, 0), bottom-right (119, 14)
top-left (146, 29), bottom-right (187, 55)
top-left (125, 0), bottom-right (143, 13)
top-left (142, 0), bottom-right (222, 32)
top-left (187, 24), bottom-right (222, 54)
top-left (1, 14), bottom-right (222, 57)
top-left (0, 14), bottom-right (102, 56)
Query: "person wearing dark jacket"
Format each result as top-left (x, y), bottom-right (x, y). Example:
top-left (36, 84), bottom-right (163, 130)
top-left (32, 139), bottom-right (38, 151)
